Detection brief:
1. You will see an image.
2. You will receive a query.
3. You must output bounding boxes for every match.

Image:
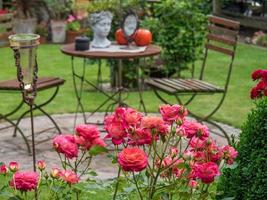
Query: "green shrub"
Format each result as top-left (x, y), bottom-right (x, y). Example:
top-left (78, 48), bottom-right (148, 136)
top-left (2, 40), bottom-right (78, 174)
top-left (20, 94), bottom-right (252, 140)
top-left (217, 98), bottom-right (267, 200)
top-left (141, 0), bottom-right (209, 75)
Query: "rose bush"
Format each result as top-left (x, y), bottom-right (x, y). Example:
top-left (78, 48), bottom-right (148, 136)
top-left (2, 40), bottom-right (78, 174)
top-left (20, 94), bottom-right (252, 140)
top-left (104, 104), bottom-right (238, 200)
top-left (0, 106), bottom-right (238, 199)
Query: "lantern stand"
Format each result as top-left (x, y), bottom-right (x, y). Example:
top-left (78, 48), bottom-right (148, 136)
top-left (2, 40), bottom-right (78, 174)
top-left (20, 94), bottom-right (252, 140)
top-left (9, 34), bottom-right (40, 173)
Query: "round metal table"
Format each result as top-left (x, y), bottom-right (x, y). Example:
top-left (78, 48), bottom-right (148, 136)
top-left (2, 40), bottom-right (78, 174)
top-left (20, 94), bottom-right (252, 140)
top-left (61, 43), bottom-right (161, 125)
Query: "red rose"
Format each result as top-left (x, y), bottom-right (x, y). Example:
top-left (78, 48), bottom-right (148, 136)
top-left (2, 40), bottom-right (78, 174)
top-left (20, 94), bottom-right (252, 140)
top-left (159, 104), bottom-right (188, 123)
top-left (118, 147), bottom-right (148, 172)
top-left (196, 162), bottom-right (220, 184)
top-left (60, 170), bottom-right (79, 184)
top-left (142, 116), bottom-right (169, 135)
top-left (251, 69), bottom-right (267, 80)
top-left (92, 138), bottom-right (106, 148)
top-left (105, 121), bottom-right (126, 145)
top-left (180, 120), bottom-right (209, 139)
top-left (75, 124), bottom-right (100, 141)
top-left (124, 108), bottom-right (143, 128)
top-left (53, 135), bottom-right (78, 159)
top-left (0, 164), bottom-right (9, 175)
top-left (128, 128), bottom-right (152, 145)
top-left (10, 171), bottom-right (39, 191)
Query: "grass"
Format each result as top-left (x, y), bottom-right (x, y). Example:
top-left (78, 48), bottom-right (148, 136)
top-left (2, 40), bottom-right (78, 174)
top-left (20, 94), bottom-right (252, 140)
top-left (0, 43), bottom-right (265, 128)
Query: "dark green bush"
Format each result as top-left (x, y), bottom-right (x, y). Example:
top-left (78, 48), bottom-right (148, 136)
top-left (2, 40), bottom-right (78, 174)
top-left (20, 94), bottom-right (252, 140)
top-left (217, 98), bottom-right (267, 200)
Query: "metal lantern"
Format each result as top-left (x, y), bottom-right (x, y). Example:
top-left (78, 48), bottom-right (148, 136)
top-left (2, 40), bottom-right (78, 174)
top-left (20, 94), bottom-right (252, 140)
top-left (9, 34), bottom-right (40, 172)
top-left (9, 34), bottom-right (40, 105)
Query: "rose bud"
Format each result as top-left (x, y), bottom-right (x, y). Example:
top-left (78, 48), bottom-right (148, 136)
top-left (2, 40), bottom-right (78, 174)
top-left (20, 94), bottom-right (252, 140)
top-left (50, 168), bottom-right (61, 179)
top-left (0, 164), bottom-right (9, 175)
top-left (9, 161), bottom-right (20, 172)
top-left (37, 160), bottom-right (46, 171)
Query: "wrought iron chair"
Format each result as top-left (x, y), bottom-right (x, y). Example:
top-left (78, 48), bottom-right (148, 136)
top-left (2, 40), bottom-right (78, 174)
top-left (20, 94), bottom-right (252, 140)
top-left (145, 16), bottom-right (240, 143)
top-left (0, 77), bottom-right (65, 153)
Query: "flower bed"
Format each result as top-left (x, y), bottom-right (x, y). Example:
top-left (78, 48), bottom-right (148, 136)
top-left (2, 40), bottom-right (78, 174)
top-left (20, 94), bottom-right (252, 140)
top-left (0, 104), bottom-right (237, 199)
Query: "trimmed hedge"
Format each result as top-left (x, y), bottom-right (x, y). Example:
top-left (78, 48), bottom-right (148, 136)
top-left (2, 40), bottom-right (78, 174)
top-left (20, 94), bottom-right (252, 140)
top-left (217, 98), bottom-right (267, 200)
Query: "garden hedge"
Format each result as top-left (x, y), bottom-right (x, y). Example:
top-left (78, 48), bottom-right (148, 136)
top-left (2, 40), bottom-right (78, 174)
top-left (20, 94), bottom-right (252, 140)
top-left (217, 98), bottom-right (267, 200)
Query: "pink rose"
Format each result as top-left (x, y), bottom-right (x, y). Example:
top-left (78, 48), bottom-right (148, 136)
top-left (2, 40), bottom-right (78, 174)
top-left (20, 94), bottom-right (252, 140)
top-left (180, 121), bottom-right (209, 139)
top-left (105, 121), bottom-right (126, 145)
top-left (128, 128), bottom-right (152, 145)
top-left (188, 179), bottom-right (198, 188)
top-left (10, 171), bottom-right (39, 191)
top-left (9, 161), bottom-right (20, 172)
top-left (124, 108), bottom-right (143, 128)
top-left (75, 124), bottom-right (100, 141)
top-left (92, 138), bottom-right (106, 148)
top-left (142, 116), bottom-right (164, 129)
top-left (118, 147), bottom-right (148, 172)
top-left (169, 147), bottom-right (179, 158)
top-left (53, 135), bottom-right (78, 159)
top-left (190, 137), bottom-right (207, 149)
top-left (159, 104), bottom-right (188, 123)
top-left (37, 160), bottom-right (46, 171)
top-left (221, 145), bottom-right (238, 165)
top-left (142, 116), bottom-right (169, 135)
top-left (0, 164), bottom-right (9, 175)
top-left (60, 170), bottom-right (79, 184)
top-left (196, 162), bottom-right (220, 184)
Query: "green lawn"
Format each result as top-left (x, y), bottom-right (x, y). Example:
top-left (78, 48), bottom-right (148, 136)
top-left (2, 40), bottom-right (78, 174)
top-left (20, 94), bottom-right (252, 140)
top-left (0, 43), bottom-right (265, 128)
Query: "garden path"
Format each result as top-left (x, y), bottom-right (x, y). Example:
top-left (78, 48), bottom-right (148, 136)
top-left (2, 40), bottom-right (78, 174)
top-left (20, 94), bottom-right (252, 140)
top-left (0, 113), bottom-right (240, 180)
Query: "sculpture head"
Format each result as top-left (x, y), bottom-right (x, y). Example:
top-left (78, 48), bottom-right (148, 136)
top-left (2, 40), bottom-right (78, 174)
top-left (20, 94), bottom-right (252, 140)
top-left (89, 11), bottom-right (113, 38)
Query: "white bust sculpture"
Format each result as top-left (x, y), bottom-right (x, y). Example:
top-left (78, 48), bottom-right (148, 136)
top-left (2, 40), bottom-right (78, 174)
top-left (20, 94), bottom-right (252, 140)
top-left (89, 11), bottom-right (113, 48)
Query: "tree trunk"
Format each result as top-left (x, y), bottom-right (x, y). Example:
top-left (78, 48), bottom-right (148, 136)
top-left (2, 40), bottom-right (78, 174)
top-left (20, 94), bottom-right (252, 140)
top-left (213, 0), bottom-right (221, 15)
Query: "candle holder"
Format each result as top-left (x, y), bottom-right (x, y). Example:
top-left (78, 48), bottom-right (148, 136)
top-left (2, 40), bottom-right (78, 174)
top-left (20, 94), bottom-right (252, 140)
top-left (9, 34), bottom-right (40, 172)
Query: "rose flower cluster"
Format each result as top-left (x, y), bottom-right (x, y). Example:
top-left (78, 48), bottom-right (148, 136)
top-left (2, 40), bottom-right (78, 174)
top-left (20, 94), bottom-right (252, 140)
top-left (53, 124), bottom-right (106, 159)
top-left (104, 104), bottom-right (238, 187)
top-left (250, 69), bottom-right (267, 99)
top-left (0, 159), bottom-right (80, 193)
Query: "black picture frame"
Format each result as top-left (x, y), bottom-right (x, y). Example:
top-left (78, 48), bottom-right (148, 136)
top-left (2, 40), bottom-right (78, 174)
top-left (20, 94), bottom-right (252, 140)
top-left (121, 10), bottom-right (139, 44)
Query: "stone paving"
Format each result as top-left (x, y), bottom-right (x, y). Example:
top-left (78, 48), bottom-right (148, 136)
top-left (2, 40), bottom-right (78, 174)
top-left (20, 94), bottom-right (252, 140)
top-left (0, 112), bottom-right (241, 180)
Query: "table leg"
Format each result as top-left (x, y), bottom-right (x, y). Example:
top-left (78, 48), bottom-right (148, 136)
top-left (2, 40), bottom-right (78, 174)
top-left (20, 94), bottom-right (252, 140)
top-left (136, 59), bottom-right (147, 114)
top-left (71, 57), bottom-right (87, 126)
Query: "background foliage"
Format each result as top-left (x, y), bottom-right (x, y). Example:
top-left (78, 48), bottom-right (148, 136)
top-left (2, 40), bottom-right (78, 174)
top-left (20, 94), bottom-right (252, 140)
top-left (217, 98), bottom-right (267, 199)
top-left (142, 0), bottom-right (210, 76)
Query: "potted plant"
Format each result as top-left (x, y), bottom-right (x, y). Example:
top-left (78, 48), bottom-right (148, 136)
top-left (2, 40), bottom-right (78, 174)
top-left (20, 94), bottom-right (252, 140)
top-left (35, 22), bottom-right (48, 44)
top-left (46, 0), bottom-right (72, 43)
top-left (66, 14), bottom-right (86, 43)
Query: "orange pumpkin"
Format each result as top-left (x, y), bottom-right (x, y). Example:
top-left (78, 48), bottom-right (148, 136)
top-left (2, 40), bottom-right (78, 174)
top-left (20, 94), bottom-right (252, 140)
top-left (115, 28), bottom-right (128, 45)
top-left (134, 29), bottom-right (152, 46)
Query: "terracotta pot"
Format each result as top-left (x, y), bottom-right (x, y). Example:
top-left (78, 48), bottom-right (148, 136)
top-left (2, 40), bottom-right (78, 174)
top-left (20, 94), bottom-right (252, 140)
top-left (66, 30), bottom-right (85, 43)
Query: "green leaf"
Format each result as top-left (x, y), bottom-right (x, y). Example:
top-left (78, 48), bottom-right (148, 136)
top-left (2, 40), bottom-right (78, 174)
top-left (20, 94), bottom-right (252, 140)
top-left (88, 171), bottom-right (98, 176)
top-left (177, 162), bottom-right (186, 169)
top-left (89, 145), bottom-right (108, 156)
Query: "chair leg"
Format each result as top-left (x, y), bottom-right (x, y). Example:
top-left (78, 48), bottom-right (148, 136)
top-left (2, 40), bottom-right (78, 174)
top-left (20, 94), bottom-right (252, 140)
top-left (13, 86), bottom-right (62, 137)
